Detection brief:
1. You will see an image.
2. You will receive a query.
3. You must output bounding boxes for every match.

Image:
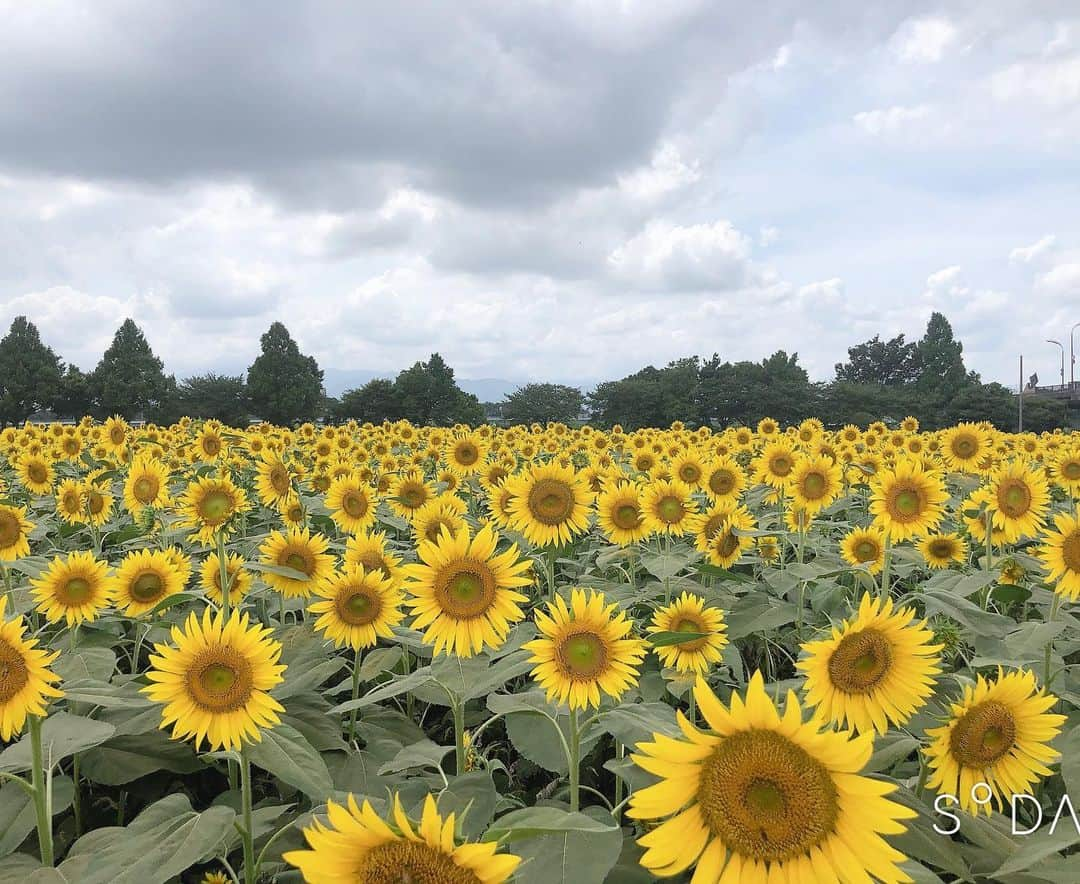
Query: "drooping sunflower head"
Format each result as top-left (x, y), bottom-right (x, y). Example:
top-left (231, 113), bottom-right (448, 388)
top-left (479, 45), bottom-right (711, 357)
top-left (523, 588), bottom-right (647, 710)
top-left (325, 473), bottom-right (377, 535)
top-left (0, 596), bottom-right (63, 741)
top-left (840, 526), bottom-right (886, 575)
top-left (641, 478), bottom-right (698, 536)
top-left (258, 527), bottom-right (334, 598)
top-left (309, 565), bottom-right (405, 650)
top-left (629, 671), bottom-right (916, 881)
top-left (1038, 511), bottom-right (1080, 601)
top-left (504, 462), bottom-right (591, 548)
top-left (925, 668), bottom-right (1065, 814)
top-left (690, 503), bottom-right (755, 568)
top-left (798, 593), bottom-right (942, 734)
top-left (113, 548), bottom-right (191, 617)
top-left (918, 532), bottom-right (968, 569)
top-left (255, 452), bottom-right (295, 505)
top-left (756, 535), bottom-right (780, 562)
top-left (143, 608), bottom-right (286, 752)
top-left (595, 482), bottom-right (651, 546)
top-left (344, 531), bottom-right (404, 585)
top-left (0, 503), bottom-right (34, 562)
top-left (403, 525), bottom-right (531, 658)
top-left (648, 592), bottom-right (728, 674)
top-left (199, 551), bottom-right (254, 605)
top-left (284, 792), bottom-right (521, 884)
top-left (179, 475), bottom-right (249, 543)
top-left (30, 551), bottom-right (113, 626)
top-left (869, 457), bottom-right (948, 541)
top-left (987, 459), bottom-right (1050, 542)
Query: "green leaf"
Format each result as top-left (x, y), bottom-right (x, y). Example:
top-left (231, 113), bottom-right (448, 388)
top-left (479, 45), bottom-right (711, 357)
top-left (596, 703), bottom-right (681, 749)
top-left (994, 818), bottom-right (1080, 876)
top-left (438, 771), bottom-right (498, 838)
top-left (0, 776), bottom-right (74, 859)
top-left (484, 807), bottom-right (622, 884)
top-left (377, 739), bottom-right (452, 775)
top-left (646, 630), bottom-right (710, 647)
top-left (0, 714), bottom-right (116, 773)
top-left (245, 723), bottom-right (333, 801)
top-left (79, 732), bottom-right (202, 785)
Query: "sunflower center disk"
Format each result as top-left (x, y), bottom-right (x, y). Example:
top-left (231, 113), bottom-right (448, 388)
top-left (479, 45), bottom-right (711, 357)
top-left (0, 640), bottom-right (30, 702)
top-left (133, 477), bottom-right (158, 502)
top-left (827, 629), bottom-right (894, 693)
top-left (200, 490), bottom-right (232, 523)
top-left (529, 480), bottom-right (574, 525)
top-left (282, 552), bottom-right (312, 576)
top-left (558, 631), bottom-right (608, 679)
top-left (131, 572), bottom-right (165, 602)
top-left (401, 487), bottom-right (424, 508)
top-left (87, 492), bottom-right (105, 515)
top-left (270, 468), bottom-right (290, 495)
top-left (802, 473), bottom-right (827, 499)
top-left (680, 465), bottom-right (701, 483)
top-left (338, 589), bottom-right (382, 626)
top-left (953, 437), bottom-right (977, 458)
top-left (359, 841), bottom-right (482, 884)
top-left (855, 540), bottom-right (879, 562)
top-left (950, 701), bottom-right (1017, 766)
top-left (63, 578), bottom-right (92, 603)
top-left (435, 565), bottom-right (495, 618)
top-left (709, 471), bottom-right (735, 495)
top-left (613, 504), bottom-right (642, 530)
top-left (188, 648), bottom-right (254, 712)
top-left (770, 456), bottom-right (792, 477)
top-left (892, 487), bottom-right (922, 519)
top-left (698, 729), bottom-right (839, 862)
top-left (657, 497), bottom-right (683, 523)
top-left (1062, 532), bottom-right (1080, 572)
top-left (998, 481), bottom-right (1032, 517)
top-left (342, 491), bottom-right (367, 518)
top-left (0, 513), bottom-right (19, 547)
top-left (1063, 462), bottom-right (1080, 480)
top-left (28, 464), bottom-right (47, 483)
top-left (456, 444), bottom-right (479, 465)
top-left (929, 540), bottom-right (954, 559)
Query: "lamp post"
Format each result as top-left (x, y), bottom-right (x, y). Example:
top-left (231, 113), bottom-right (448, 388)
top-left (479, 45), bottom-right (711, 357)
top-left (1071, 322), bottom-right (1079, 387)
top-left (1048, 339), bottom-right (1065, 386)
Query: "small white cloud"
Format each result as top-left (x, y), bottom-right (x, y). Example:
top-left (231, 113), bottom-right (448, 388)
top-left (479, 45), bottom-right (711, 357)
top-left (607, 219), bottom-right (753, 291)
top-left (853, 104), bottom-right (930, 136)
top-left (1036, 261), bottom-right (1080, 295)
top-left (890, 16), bottom-right (958, 63)
top-left (991, 56), bottom-right (1080, 107)
top-left (758, 225), bottom-right (779, 247)
top-left (797, 277), bottom-right (844, 303)
top-left (1009, 235), bottom-right (1057, 264)
top-left (926, 265), bottom-right (962, 289)
top-left (617, 143), bottom-right (700, 201)
top-left (772, 44), bottom-right (791, 70)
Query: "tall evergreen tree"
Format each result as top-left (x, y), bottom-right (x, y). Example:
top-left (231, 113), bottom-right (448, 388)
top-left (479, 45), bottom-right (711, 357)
top-left (246, 322), bottom-right (324, 424)
top-left (52, 364), bottom-right (95, 421)
top-left (913, 312), bottom-right (968, 392)
top-left (0, 316), bottom-right (64, 425)
top-left (90, 319), bottom-right (173, 419)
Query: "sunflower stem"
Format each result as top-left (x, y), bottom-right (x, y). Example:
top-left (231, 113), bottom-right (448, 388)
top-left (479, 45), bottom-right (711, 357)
top-left (239, 747), bottom-right (256, 884)
top-left (348, 646), bottom-right (362, 742)
top-left (687, 687), bottom-right (697, 725)
top-left (452, 696), bottom-right (467, 775)
top-left (28, 715), bottom-right (54, 867)
top-left (217, 530), bottom-right (231, 622)
top-left (72, 753), bottom-right (83, 837)
top-left (568, 707), bottom-right (581, 813)
top-left (1, 562), bottom-right (13, 605)
top-left (613, 739), bottom-right (624, 819)
top-left (880, 535), bottom-right (892, 600)
top-left (915, 754), bottom-right (929, 800)
top-left (1044, 593), bottom-right (1062, 690)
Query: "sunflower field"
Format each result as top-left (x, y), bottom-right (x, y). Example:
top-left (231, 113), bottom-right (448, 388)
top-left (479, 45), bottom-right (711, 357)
top-left (1, 416), bottom-right (1080, 883)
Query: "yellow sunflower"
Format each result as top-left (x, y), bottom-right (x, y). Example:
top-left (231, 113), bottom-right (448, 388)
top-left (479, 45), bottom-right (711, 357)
top-left (81, 477), bottom-right (115, 527)
top-left (199, 551), bottom-right (253, 606)
top-left (595, 483), bottom-right (651, 546)
top-left (941, 422), bottom-right (990, 472)
top-left (523, 588), bottom-right (647, 710)
top-left (344, 531), bottom-right (404, 585)
top-left (0, 503), bottom-right (34, 562)
top-left (798, 593), bottom-right (942, 735)
top-left (629, 671), bottom-right (916, 883)
top-left (753, 441), bottom-right (798, 491)
top-left (55, 478), bottom-right (86, 525)
top-left (671, 451), bottom-right (706, 489)
top-left (504, 463), bottom-right (591, 548)
top-left (840, 527), bottom-right (886, 575)
top-left (123, 454), bottom-right (171, 515)
top-left (143, 608), bottom-right (285, 752)
top-left (259, 528), bottom-right (334, 598)
top-left (16, 453), bottom-right (54, 495)
top-left (869, 458), bottom-right (948, 541)
top-left (691, 503), bottom-right (754, 569)
top-left (701, 455), bottom-right (746, 504)
top-left (987, 459), bottom-right (1050, 542)
top-left (0, 596), bottom-right (63, 740)
top-left (178, 475), bottom-right (250, 544)
top-left (641, 478), bottom-right (698, 537)
top-left (411, 497), bottom-right (468, 546)
top-left (30, 551), bottom-right (113, 626)
top-left (403, 525), bottom-right (531, 657)
top-left (255, 451), bottom-right (295, 506)
top-left (445, 431), bottom-right (490, 476)
top-left (918, 532), bottom-right (968, 569)
top-left (1049, 447), bottom-right (1080, 495)
top-left (789, 455), bottom-right (843, 516)
top-left (1037, 511), bottom-right (1080, 601)
top-left (925, 668), bottom-right (1065, 814)
top-left (648, 592), bottom-right (728, 674)
top-left (310, 566), bottom-right (404, 650)
top-left (388, 471), bottom-right (435, 521)
top-left (325, 473), bottom-right (377, 535)
top-left (112, 548), bottom-right (191, 617)
top-left (284, 792), bottom-right (521, 884)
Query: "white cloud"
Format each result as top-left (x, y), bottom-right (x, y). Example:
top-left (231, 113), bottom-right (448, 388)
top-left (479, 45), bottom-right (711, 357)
top-left (798, 277), bottom-right (844, 303)
top-left (607, 220), bottom-right (754, 291)
top-left (991, 56), bottom-right (1080, 107)
top-left (617, 143), bottom-right (700, 201)
top-left (1009, 235), bottom-right (1056, 264)
top-left (853, 104), bottom-right (931, 136)
top-left (758, 226), bottom-right (779, 247)
top-left (1036, 262), bottom-right (1080, 295)
top-left (890, 16), bottom-right (958, 64)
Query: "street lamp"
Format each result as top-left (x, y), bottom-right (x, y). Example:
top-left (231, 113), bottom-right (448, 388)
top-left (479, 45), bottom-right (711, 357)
top-left (1071, 322), bottom-right (1079, 387)
top-left (1048, 339), bottom-right (1065, 386)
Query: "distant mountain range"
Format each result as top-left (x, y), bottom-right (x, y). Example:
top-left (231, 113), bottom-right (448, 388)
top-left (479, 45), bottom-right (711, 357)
top-left (321, 369), bottom-right (525, 402)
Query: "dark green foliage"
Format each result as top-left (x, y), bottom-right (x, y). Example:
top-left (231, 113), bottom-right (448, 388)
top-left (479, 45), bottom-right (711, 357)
top-left (331, 378), bottom-right (402, 423)
top-left (503, 383), bottom-right (584, 425)
top-left (835, 333), bottom-right (917, 386)
top-left (90, 319), bottom-right (173, 420)
top-left (176, 374), bottom-right (250, 424)
top-left (588, 358), bottom-right (700, 429)
top-left (393, 353), bottom-right (483, 425)
top-left (246, 322), bottom-right (324, 425)
top-left (0, 317), bottom-right (64, 425)
top-left (52, 364), bottom-right (94, 421)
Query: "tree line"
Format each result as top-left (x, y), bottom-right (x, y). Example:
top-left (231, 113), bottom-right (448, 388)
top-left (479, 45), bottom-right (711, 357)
top-left (0, 312), bottom-right (1065, 430)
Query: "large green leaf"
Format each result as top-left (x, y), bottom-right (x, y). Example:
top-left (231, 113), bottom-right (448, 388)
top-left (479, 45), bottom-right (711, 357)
top-left (0, 714), bottom-right (115, 773)
top-left (245, 723), bottom-right (334, 801)
top-left (79, 732), bottom-right (202, 785)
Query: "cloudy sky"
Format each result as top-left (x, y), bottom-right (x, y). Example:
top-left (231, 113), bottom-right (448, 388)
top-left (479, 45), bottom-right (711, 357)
top-left (3, 1), bottom-right (1080, 394)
